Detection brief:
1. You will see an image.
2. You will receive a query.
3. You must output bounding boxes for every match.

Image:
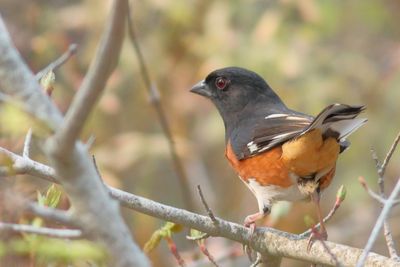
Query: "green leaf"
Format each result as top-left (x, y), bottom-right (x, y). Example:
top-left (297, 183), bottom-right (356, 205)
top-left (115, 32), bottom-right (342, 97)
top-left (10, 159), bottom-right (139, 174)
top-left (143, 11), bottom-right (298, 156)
top-left (44, 184), bottom-right (62, 208)
top-left (143, 222), bottom-right (183, 253)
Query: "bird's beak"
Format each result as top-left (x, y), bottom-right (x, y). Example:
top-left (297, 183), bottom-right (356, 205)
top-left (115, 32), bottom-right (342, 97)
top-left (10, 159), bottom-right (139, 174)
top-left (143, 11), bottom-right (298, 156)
top-left (190, 80), bottom-right (212, 98)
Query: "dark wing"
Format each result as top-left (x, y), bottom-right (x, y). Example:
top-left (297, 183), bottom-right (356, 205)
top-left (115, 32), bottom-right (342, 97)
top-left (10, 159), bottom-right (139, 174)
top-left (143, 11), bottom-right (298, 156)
top-left (235, 104), bottom-right (366, 160)
top-left (243, 113), bottom-right (312, 158)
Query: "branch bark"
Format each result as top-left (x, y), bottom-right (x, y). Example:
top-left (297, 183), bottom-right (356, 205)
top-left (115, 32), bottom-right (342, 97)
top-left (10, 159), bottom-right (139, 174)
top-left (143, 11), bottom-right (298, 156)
top-left (0, 222), bottom-right (82, 239)
top-left (2, 148), bottom-right (399, 267)
top-left (0, 3), bottom-right (150, 267)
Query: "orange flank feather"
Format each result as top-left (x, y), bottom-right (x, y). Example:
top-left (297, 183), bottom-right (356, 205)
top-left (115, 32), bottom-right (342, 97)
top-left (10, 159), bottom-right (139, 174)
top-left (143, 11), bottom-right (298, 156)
top-left (225, 129), bottom-right (339, 191)
top-left (281, 129), bottom-right (340, 177)
top-left (225, 142), bottom-right (292, 188)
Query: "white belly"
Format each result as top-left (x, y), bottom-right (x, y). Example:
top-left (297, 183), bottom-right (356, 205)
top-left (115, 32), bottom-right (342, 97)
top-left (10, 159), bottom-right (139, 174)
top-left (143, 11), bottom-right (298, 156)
top-left (243, 177), bottom-right (306, 212)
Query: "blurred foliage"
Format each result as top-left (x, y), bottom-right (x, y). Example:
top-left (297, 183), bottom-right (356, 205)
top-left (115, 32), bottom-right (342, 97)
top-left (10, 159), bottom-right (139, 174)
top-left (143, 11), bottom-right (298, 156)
top-left (1, 0), bottom-right (400, 266)
top-left (144, 222), bottom-right (183, 253)
top-left (0, 238), bottom-right (106, 266)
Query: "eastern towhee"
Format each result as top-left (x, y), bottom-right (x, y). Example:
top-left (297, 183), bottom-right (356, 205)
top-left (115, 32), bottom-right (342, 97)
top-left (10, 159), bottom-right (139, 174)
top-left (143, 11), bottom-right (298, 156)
top-left (191, 66), bottom-right (366, 243)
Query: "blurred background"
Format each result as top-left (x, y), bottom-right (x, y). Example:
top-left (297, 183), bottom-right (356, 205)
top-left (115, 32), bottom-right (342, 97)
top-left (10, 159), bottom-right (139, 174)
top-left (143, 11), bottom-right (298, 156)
top-left (1, 0), bottom-right (400, 266)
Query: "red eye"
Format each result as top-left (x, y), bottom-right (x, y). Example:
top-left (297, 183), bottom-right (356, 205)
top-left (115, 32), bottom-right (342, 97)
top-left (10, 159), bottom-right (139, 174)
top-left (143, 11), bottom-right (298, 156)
top-left (215, 77), bottom-right (228, 90)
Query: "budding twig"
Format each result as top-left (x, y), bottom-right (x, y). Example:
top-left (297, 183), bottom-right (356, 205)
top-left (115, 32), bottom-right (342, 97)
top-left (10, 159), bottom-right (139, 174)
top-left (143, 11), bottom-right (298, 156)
top-left (35, 44), bottom-right (77, 81)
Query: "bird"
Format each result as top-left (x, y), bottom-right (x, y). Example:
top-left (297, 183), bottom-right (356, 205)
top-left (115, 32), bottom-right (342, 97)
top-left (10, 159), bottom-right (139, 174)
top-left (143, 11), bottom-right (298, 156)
top-left (190, 66), bottom-right (366, 245)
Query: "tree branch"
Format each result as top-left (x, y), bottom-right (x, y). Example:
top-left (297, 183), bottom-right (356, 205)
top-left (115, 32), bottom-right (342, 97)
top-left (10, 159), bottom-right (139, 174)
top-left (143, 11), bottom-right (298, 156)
top-left (356, 178), bottom-right (400, 267)
top-left (127, 4), bottom-right (197, 211)
top-left (0, 16), bottom-right (63, 129)
top-left (0, 222), bottom-right (82, 239)
top-left (54, 0), bottom-right (126, 154)
top-left (2, 146), bottom-right (399, 266)
top-left (0, 4), bottom-right (150, 267)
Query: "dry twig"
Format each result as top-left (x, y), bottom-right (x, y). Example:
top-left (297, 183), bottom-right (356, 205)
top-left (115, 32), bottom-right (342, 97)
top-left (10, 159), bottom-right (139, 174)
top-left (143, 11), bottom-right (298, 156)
top-left (126, 3), bottom-right (196, 211)
top-left (35, 44), bottom-right (77, 81)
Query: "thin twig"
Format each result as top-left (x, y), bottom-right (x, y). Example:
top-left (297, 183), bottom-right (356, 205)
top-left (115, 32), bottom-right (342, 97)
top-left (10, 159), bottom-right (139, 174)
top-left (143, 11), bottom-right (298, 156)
top-left (197, 185), bottom-right (218, 225)
top-left (359, 176), bottom-right (387, 205)
top-left (371, 145), bottom-right (400, 259)
top-left (0, 222), bottom-right (82, 239)
top-left (22, 128), bottom-right (33, 158)
top-left (126, 3), bottom-right (196, 211)
top-left (380, 132), bottom-right (400, 177)
top-left (356, 178), bottom-right (400, 267)
top-left (197, 241), bottom-right (219, 267)
top-left (35, 44), bottom-right (77, 81)
top-left (299, 194), bottom-right (344, 238)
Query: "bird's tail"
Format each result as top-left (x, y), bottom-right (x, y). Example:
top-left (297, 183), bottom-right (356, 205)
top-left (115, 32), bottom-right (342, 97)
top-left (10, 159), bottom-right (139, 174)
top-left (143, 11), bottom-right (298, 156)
top-left (304, 104), bottom-right (367, 141)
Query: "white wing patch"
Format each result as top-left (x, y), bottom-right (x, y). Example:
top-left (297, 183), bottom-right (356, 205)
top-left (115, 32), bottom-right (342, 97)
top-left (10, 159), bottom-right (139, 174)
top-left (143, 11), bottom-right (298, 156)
top-left (265, 114), bottom-right (288, 119)
top-left (247, 141), bottom-right (259, 153)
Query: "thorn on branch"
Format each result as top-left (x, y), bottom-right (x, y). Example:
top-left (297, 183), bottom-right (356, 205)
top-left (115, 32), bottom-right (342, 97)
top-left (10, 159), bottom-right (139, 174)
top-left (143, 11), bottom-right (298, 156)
top-left (197, 185), bottom-right (218, 226)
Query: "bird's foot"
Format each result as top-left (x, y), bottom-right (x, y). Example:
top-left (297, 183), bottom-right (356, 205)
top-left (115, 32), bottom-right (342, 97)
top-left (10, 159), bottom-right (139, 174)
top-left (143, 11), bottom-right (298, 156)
top-left (243, 212), bottom-right (265, 261)
top-left (307, 224), bottom-right (328, 252)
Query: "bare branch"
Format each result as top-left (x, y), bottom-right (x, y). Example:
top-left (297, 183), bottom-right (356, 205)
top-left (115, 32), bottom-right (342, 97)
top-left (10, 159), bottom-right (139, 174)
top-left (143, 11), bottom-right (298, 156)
top-left (0, 4), bottom-right (150, 267)
top-left (359, 176), bottom-right (387, 204)
top-left (54, 0), bottom-right (126, 154)
top-left (197, 185), bottom-right (218, 225)
top-left (380, 132), bottom-right (400, 177)
top-left (127, 4), bottom-right (196, 211)
top-left (22, 128), bottom-right (33, 158)
top-left (0, 16), bottom-right (63, 129)
top-left (371, 143), bottom-right (400, 260)
top-left (2, 146), bottom-right (400, 266)
top-left (356, 178), bottom-right (400, 267)
top-left (35, 43), bottom-right (77, 81)
top-left (25, 202), bottom-right (75, 227)
top-left (0, 222), bottom-right (82, 239)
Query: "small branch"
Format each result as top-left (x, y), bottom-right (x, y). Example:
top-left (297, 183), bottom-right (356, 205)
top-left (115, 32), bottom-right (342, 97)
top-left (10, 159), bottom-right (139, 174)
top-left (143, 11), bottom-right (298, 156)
top-left (359, 176), bottom-right (387, 204)
top-left (0, 15), bottom-right (63, 129)
top-left (380, 132), bottom-right (400, 177)
top-left (25, 202), bottom-right (75, 227)
top-left (197, 185), bottom-right (218, 226)
top-left (0, 222), bottom-right (82, 239)
top-left (35, 43), bottom-right (77, 81)
top-left (356, 178), bottom-right (400, 267)
top-left (127, 4), bottom-right (196, 211)
top-left (54, 0), bottom-right (126, 154)
top-left (371, 142), bottom-right (400, 260)
top-left (22, 128), bottom-right (33, 158)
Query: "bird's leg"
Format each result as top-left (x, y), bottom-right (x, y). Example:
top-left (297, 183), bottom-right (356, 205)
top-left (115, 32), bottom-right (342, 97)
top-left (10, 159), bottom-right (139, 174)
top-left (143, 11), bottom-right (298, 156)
top-left (244, 211), bottom-right (265, 234)
top-left (307, 190), bottom-right (328, 251)
top-left (243, 208), bottom-right (269, 261)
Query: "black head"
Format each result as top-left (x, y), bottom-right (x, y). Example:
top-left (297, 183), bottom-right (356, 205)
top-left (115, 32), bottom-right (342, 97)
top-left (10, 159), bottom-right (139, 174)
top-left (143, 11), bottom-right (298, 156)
top-left (191, 67), bottom-right (286, 129)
